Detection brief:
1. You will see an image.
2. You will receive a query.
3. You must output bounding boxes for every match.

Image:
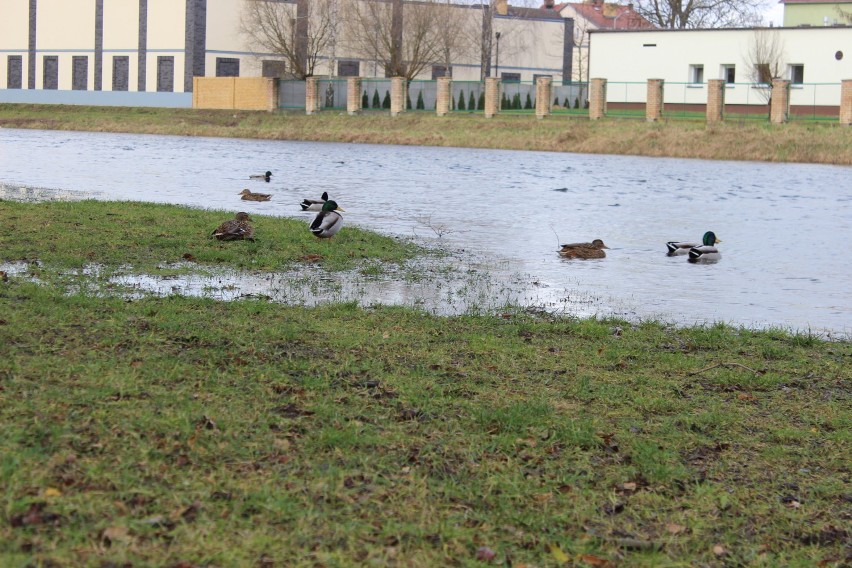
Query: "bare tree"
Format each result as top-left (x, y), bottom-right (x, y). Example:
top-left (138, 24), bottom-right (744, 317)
top-left (836, 5), bottom-right (852, 23)
top-left (745, 28), bottom-right (786, 105)
top-left (632, 0), bottom-right (768, 28)
top-left (433, 1), bottom-right (480, 77)
top-left (240, 0), bottom-right (338, 79)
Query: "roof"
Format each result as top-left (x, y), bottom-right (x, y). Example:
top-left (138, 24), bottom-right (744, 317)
top-left (546, 1), bottom-right (656, 30)
top-left (780, 0), bottom-right (852, 3)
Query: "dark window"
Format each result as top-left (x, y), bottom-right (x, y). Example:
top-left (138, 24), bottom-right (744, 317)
top-left (157, 56), bottom-right (174, 92)
top-left (690, 64), bottom-right (704, 84)
top-left (338, 60), bottom-right (359, 77)
top-left (262, 60), bottom-right (286, 78)
top-left (72, 56), bottom-right (88, 90)
top-left (112, 56), bottom-right (129, 91)
top-left (501, 72), bottom-right (521, 83)
top-left (723, 65), bottom-right (735, 84)
top-left (43, 56), bottom-right (59, 90)
top-left (790, 64), bottom-right (804, 84)
top-left (7, 56), bottom-right (23, 89)
top-left (216, 57), bottom-right (240, 77)
top-left (431, 65), bottom-right (451, 79)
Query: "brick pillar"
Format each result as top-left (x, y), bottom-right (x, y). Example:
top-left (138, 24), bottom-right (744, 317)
top-left (347, 77), bottom-right (362, 116)
top-left (305, 76), bottom-right (320, 115)
top-left (646, 78), bottom-right (664, 122)
top-left (436, 76), bottom-right (452, 116)
top-left (589, 78), bottom-right (607, 120)
top-left (770, 79), bottom-right (790, 124)
top-left (839, 79), bottom-right (852, 126)
top-left (390, 76), bottom-right (406, 117)
top-left (706, 79), bottom-right (725, 123)
top-left (484, 77), bottom-right (501, 118)
top-left (535, 76), bottom-right (552, 119)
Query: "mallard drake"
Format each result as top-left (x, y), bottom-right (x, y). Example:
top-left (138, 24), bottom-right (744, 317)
top-left (667, 231), bottom-right (720, 256)
top-left (249, 171), bottom-right (272, 182)
top-left (239, 189), bottom-right (271, 202)
top-left (300, 191), bottom-right (329, 211)
top-left (310, 200), bottom-right (345, 239)
top-left (688, 231), bottom-right (722, 263)
top-left (558, 239), bottom-right (609, 259)
top-left (212, 212), bottom-right (255, 241)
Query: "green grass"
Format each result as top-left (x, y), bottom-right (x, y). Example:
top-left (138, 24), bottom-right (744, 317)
top-left (1, 201), bottom-right (849, 567)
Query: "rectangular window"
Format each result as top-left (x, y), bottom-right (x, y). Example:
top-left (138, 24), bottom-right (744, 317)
top-left (7, 55), bottom-right (23, 89)
top-left (112, 56), bottom-right (129, 91)
top-left (789, 64), bottom-right (804, 84)
top-left (431, 65), bottom-right (451, 79)
top-left (689, 64), bottom-right (704, 84)
top-left (262, 60), bottom-right (286, 78)
top-left (72, 56), bottom-right (88, 90)
top-left (157, 56), bottom-right (174, 92)
top-left (43, 56), bottom-right (59, 90)
top-left (215, 57), bottom-right (240, 77)
top-left (337, 60), bottom-right (359, 77)
top-left (721, 64), bottom-right (735, 84)
top-left (501, 72), bottom-right (521, 83)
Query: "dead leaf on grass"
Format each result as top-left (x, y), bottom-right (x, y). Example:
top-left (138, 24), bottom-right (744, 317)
top-left (548, 543), bottom-right (569, 563)
top-left (475, 546), bottom-right (496, 561)
top-left (101, 525), bottom-right (132, 546)
top-left (713, 544), bottom-right (728, 556)
top-left (578, 553), bottom-right (613, 567)
top-left (665, 523), bottom-right (687, 535)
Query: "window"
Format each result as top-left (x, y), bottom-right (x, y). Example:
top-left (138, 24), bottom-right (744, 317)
top-left (7, 55), bottom-right (22, 89)
top-left (72, 56), bottom-right (88, 90)
top-left (501, 72), bottom-right (521, 83)
top-left (216, 58), bottom-right (239, 77)
top-left (337, 60), bottom-right (359, 77)
top-left (789, 64), bottom-right (804, 84)
top-left (721, 64), bottom-right (735, 84)
top-left (432, 65), bottom-right (451, 79)
top-left (156, 56), bottom-right (174, 92)
top-left (112, 56), bottom-right (129, 91)
top-left (689, 64), bottom-right (704, 84)
top-left (262, 60), bottom-right (286, 78)
top-left (43, 56), bottom-right (58, 90)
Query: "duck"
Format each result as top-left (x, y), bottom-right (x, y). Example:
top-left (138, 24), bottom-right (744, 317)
top-left (300, 191), bottom-right (329, 211)
top-left (212, 212), bottom-right (255, 241)
top-left (249, 171), bottom-right (272, 182)
top-left (667, 231), bottom-right (720, 256)
top-left (239, 189), bottom-right (271, 202)
top-left (310, 200), bottom-right (345, 239)
top-left (688, 231), bottom-right (722, 263)
top-left (558, 239), bottom-right (609, 259)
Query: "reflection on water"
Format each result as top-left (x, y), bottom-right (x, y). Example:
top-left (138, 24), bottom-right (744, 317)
top-left (1, 127), bottom-right (850, 335)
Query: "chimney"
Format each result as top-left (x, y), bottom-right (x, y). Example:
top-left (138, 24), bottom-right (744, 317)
top-left (545, 0), bottom-right (555, 7)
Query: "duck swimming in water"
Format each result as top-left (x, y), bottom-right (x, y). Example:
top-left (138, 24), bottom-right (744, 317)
top-left (558, 239), bottom-right (609, 259)
top-left (667, 231), bottom-right (720, 256)
top-left (212, 212), bottom-right (255, 241)
top-left (249, 171), bottom-right (272, 182)
top-left (687, 231), bottom-right (722, 263)
top-left (310, 200), bottom-right (345, 239)
top-left (239, 189), bottom-right (271, 202)
top-left (300, 191), bottom-right (329, 211)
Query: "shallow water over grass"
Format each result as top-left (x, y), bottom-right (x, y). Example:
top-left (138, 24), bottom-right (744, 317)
top-left (1, 127), bottom-right (850, 335)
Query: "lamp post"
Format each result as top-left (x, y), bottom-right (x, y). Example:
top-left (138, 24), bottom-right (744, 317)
top-left (494, 31), bottom-right (501, 78)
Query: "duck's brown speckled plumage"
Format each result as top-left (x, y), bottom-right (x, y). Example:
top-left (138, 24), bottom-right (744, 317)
top-left (558, 239), bottom-right (609, 259)
top-left (213, 212), bottom-right (255, 241)
top-left (239, 189), bottom-right (271, 201)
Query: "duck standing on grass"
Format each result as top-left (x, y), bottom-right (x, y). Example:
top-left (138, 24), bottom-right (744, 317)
top-left (212, 212), bottom-right (255, 241)
top-left (687, 231), bottom-right (722, 263)
top-left (310, 200), bottom-right (345, 239)
top-left (667, 231), bottom-right (720, 256)
top-left (300, 191), bottom-right (329, 211)
top-left (239, 189), bottom-right (271, 202)
top-left (249, 171), bottom-right (272, 182)
top-left (558, 239), bottom-right (610, 259)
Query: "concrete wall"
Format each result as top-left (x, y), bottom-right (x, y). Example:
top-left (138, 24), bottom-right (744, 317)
top-left (589, 27), bottom-right (852, 107)
top-left (783, 3), bottom-right (852, 27)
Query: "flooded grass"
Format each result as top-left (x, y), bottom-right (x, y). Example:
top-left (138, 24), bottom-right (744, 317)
top-left (2, 103), bottom-right (852, 165)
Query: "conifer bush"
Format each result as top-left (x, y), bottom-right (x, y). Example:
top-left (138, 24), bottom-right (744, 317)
top-left (478, 91), bottom-right (485, 110)
top-left (416, 91), bottom-right (425, 110)
top-left (372, 89), bottom-right (381, 109)
top-left (382, 91), bottom-right (391, 109)
top-left (362, 90), bottom-right (368, 108)
top-left (524, 93), bottom-right (533, 109)
top-left (458, 90), bottom-right (466, 111)
top-left (468, 91), bottom-right (476, 111)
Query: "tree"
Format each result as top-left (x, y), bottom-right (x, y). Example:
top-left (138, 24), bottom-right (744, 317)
top-left (524, 92), bottom-right (532, 109)
top-left (362, 90), bottom-right (369, 108)
top-left (746, 28), bottom-right (786, 105)
top-left (372, 89), bottom-right (381, 108)
top-left (458, 90), bottom-right (467, 110)
top-left (382, 90), bottom-right (391, 108)
top-left (632, 0), bottom-right (766, 28)
top-left (416, 90), bottom-right (425, 109)
top-left (468, 90), bottom-right (476, 110)
top-left (240, 0), bottom-right (338, 79)
top-left (477, 91), bottom-right (485, 110)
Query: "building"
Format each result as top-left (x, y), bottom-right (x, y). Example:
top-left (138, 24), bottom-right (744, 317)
top-left (781, 0), bottom-right (852, 27)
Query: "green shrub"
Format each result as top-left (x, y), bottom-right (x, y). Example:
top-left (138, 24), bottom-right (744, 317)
top-left (458, 90), bottom-right (466, 111)
top-left (372, 89), bottom-right (381, 109)
top-left (416, 91), bottom-right (425, 110)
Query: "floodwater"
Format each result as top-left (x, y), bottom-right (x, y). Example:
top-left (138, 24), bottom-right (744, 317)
top-left (1, 127), bottom-right (850, 336)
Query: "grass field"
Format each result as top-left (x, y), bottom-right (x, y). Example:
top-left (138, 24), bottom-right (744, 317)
top-left (1, 202), bottom-right (850, 566)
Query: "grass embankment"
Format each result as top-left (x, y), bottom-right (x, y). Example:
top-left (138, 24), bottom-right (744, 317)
top-left (1, 202), bottom-right (851, 566)
top-left (2, 103), bottom-right (852, 165)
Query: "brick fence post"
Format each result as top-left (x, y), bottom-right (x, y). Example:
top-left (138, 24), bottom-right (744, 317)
top-left (839, 79), bottom-right (852, 126)
top-left (484, 77), bottom-right (501, 118)
top-left (436, 76), bottom-right (452, 116)
top-left (535, 76), bottom-right (552, 119)
top-left (390, 76), bottom-right (406, 117)
top-left (706, 79), bottom-right (725, 123)
top-left (770, 79), bottom-right (790, 124)
top-left (347, 77), bottom-right (362, 116)
top-left (646, 78), bottom-right (664, 122)
top-left (589, 78), bottom-right (606, 120)
top-left (305, 76), bottom-right (320, 115)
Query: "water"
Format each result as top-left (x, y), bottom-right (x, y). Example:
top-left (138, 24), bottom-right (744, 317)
top-left (1, 127), bottom-right (850, 335)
